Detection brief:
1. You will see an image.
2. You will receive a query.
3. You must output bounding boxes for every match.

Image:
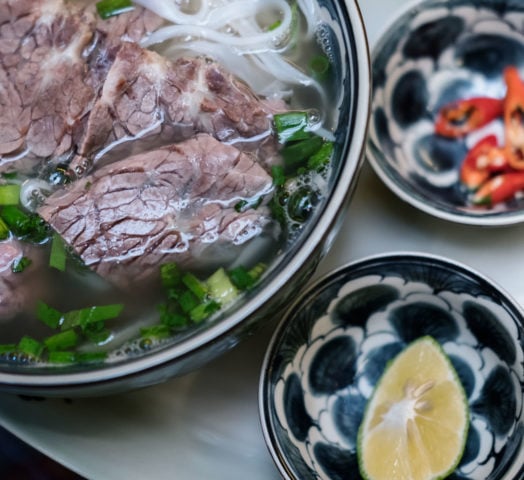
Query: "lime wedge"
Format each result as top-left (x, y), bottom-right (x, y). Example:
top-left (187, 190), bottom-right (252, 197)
top-left (357, 335), bottom-right (469, 480)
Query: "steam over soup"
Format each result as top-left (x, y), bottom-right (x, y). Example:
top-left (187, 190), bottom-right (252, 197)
top-left (0, 0), bottom-right (340, 366)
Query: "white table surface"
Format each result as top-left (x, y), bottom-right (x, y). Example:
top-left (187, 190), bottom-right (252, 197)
top-left (2, 1), bottom-right (524, 479)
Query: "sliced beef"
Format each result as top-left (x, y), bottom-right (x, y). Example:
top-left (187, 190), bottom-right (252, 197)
top-left (38, 134), bottom-right (275, 289)
top-left (70, 42), bottom-right (284, 176)
top-left (0, 238), bottom-right (44, 320)
top-left (0, 0), bottom-right (164, 172)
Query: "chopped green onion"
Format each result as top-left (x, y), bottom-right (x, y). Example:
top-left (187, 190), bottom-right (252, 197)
top-left (182, 273), bottom-right (208, 301)
top-left (0, 217), bottom-right (9, 240)
top-left (140, 324), bottom-right (171, 340)
top-left (267, 20), bottom-right (282, 31)
top-left (0, 344), bottom-right (16, 355)
top-left (158, 302), bottom-right (189, 328)
top-left (0, 206), bottom-right (50, 243)
top-left (48, 351), bottom-right (77, 364)
top-left (234, 197), bottom-right (263, 213)
top-left (37, 301), bottom-right (62, 329)
top-left (11, 256), bottom-right (31, 273)
top-left (61, 304), bottom-right (124, 331)
top-left (1, 172), bottom-right (17, 180)
top-left (274, 112), bottom-right (311, 143)
top-left (228, 266), bottom-right (255, 290)
top-left (309, 55), bottom-right (331, 81)
top-left (249, 263), bottom-right (267, 282)
top-left (308, 141), bottom-right (334, 172)
top-left (271, 166), bottom-right (286, 187)
top-left (281, 136), bottom-right (324, 171)
top-left (160, 263), bottom-right (183, 289)
top-left (96, 0), bottom-right (134, 20)
top-left (49, 233), bottom-right (67, 272)
top-left (177, 290), bottom-right (199, 314)
top-left (76, 351), bottom-right (107, 364)
top-left (190, 300), bottom-right (220, 323)
top-left (0, 184), bottom-right (20, 205)
top-left (44, 330), bottom-right (79, 351)
top-left (207, 268), bottom-right (239, 305)
top-left (84, 325), bottom-right (111, 345)
top-left (17, 336), bottom-right (44, 358)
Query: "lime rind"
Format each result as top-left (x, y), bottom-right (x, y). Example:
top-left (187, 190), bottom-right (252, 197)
top-left (356, 335), bottom-right (470, 480)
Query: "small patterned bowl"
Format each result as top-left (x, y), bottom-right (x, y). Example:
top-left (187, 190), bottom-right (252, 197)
top-left (259, 253), bottom-right (524, 480)
top-left (367, 0), bottom-right (524, 225)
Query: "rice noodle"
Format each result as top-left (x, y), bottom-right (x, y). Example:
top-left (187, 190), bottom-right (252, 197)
top-left (135, 0), bottom-right (324, 100)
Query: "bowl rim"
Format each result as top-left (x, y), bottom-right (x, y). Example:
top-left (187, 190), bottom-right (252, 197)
top-left (258, 250), bottom-right (524, 480)
top-left (365, 0), bottom-right (524, 227)
top-left (0, 0), bottom-right (372, 389)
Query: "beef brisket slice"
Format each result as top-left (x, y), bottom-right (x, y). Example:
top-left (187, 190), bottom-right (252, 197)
top-left (0, 0), bottom-right (163, 171)
top-left (38, 134), bottom-right (274, 289)
top-left (71, 42), bottom-right (281, 175)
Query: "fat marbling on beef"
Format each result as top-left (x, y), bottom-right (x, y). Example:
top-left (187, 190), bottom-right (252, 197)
top-left (0, 0), bottom-right (284, 177)
top-left (0, 0), bottom-right (164, 172)
top-left (38, 134), bottom-right (275, 290)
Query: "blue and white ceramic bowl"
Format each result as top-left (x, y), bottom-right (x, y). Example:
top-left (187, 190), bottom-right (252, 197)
top-left (367, 0), bottom-right (524, 226)
top-left (259, 253), bottom-right (524, 480)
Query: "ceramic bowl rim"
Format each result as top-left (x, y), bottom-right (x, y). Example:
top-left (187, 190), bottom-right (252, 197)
top-left (0, 0), bottom-right (371, 391)
top-left (366, 0), bottom-right (524, 227)
top-left (258, 250), bottom-right (524, 480)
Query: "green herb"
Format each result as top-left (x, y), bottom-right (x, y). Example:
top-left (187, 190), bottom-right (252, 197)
top-left (177, 290), bottom-right (199, 314)
top-left (0, 206), bottom-right (50, 243)
top-left (49, 233), bottom-right (67, 272)
top-left (140, 324), bottom-right (171, 340)
top-left (182, 273), bottom-right (208, 301)
top-left (44, 330), bottom-right (79, 351)
top-left (207, 268), bottom-right (239, 305)
top-left (274, 112), bottom-right (311, 143)
top-left (0, 217), bottom-right (9, 240)
top-left (37, 301), bottom-right (62, 329)
top-left (234, 197), bottom-right (263, 213)
top-left (158, 303), bottom-right (189, 329)
top-left (271, 165), bottom-right (286, 188)
top-left (17, 336), bottom-right (44, 358)
top-left (160, 263), bottom-right (183, 289)
top-left (281, 135), bottom-right (324, 172)
top-left (0, 184), bottom-right (20, 206)
top-left (0, 344), bottom-right (16, 355)
top-left (76, 351), bottom-right (107, 364)
top-left (1, 172), bottom-right (17, 180)
top-left (48, 351), bottom-right (77, 364)
top-left (60, 304), bottom-right (124, 331)
top-left (96, 0), bottom-right (134, 19)
top-left (308, 141), bottom-right (334, 171)
top-left (189, 300), bottom-right (221, 323)
top-left (309, 54), bottom-right (331, 81)
top-left (11, 256), bottom-right (31, 273)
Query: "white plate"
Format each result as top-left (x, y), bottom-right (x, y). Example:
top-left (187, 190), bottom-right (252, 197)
top-left (2, 1), bottom-right (524, 479)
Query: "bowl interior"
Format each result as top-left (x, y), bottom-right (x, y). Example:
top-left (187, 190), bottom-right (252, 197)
top-left (367, 0), bottom-right (524, 225)
top-left (0, 0), bottom-right (369, 392)
top-left (260, 253), bottom-right (524, 480)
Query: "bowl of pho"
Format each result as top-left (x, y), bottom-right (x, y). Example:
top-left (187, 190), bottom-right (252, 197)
top-left (0, 0), bottom-right (369, 396)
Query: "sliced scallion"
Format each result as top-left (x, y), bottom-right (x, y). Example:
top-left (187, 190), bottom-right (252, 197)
top-left (207, 268), bottom-right (239, 305)
top-left (96, 0), bottom-right (134, 20)
top-left (48, 351), bottom-right (76, 364)
top-left (140, 324), bottom-right (171, 340)
top-left (0, 184), bottom-right (20, 206)
top-left (11, 256), bottom-right (31, 273)
top-left (0, 344), bottom-right (16, 355)
top-left (17, 336), bottom-right (44, 358)
top-left (309, 55), bottom-right (331, 81)
top-left (37, 301), bottom-right (62, 329)
top-left (61, 304), bottom-right (124, 331)
top-left (44, 330), bottom-right (79, 351)
top-left (189, 300), bottom-right (220, 323)
top-left (274, 112), bottom-right (310, 144)
top-left (182, 273), bottom-right (208, 301)
top-left (281, 136), bottom-right (324, 172)
top-left (308, 141), bottom-right (334, 172)
top-left (49, 233), bottom-right (67, 272)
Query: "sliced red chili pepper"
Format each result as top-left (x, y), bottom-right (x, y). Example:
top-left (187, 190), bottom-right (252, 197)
top-left (504, 66), bottom-right (524, 170)
top-left (435, 97), bottom-right (504, 138)
top-left (460, 135), bottom-right (499, 190)
top-left (472, 171), bottom-right (524, 205)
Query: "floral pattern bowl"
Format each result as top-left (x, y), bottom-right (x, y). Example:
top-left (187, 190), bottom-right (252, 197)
top-left (259, 252), bottom-right (524, 479)
top-left (367, 0), bottom-right (524, 225)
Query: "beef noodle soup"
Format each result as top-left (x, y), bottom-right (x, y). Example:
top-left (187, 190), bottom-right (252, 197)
top-left (0, 0), bottom-right (343, 367)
